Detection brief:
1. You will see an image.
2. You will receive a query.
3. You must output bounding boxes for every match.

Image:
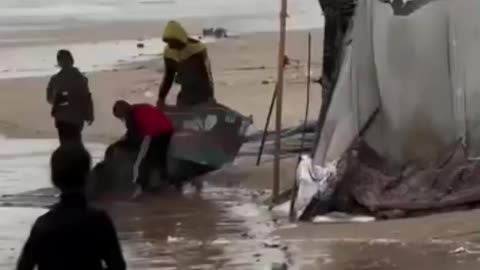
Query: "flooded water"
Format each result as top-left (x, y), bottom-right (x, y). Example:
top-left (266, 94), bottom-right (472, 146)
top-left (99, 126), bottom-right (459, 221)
top-left (106, 187), bottom-right (285, 269)
top-left (1, 187), bottom-right (285, 269)
top-left (286, 239), bottom-right (480, 270)
top-left (3, 136), bottom-right (480, 269)
top-left (0, 137), bottom-right (286, 269)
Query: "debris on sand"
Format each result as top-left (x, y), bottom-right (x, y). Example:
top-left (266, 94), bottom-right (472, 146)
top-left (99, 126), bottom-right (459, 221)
top-left (262, 80), bottom-right (270, 85)
top-left (270, 262), bottom-right (288, 270)
top-left (143, 91), bottom-right (154, 98)
top-left (212, 238), bottom-right (231, 245)
top-left (312, 212), bottom-right (375, 224)
top-left (167, 236), bottom-right (184, 243)
top-left (449, 246), bottom-right (480, 255)
top-left (202, 27), bottom-right (228, 38)
top-left (263, 239), bottom-right (282, 249)
top-left (299, 140), bottom-right (480, 220)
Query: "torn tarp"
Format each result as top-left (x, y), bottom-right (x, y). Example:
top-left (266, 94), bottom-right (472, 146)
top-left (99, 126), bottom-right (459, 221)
top-left (302, 140), bottom-right (480, 220)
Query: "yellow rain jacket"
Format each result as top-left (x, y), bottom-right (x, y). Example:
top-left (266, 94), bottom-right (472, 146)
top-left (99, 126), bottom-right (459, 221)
top-left (160, 21), bottom-right (214, 106)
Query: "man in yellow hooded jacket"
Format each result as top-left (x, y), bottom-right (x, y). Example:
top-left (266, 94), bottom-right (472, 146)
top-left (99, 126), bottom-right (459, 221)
top-left (157, 21), bottom-right (215, 108)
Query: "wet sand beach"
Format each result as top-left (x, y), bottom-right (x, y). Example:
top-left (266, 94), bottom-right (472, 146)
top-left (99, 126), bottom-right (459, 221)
top-left (0, 7), bottom-right (324, 268)
top-left (0, 29), bottom-right (324, 142)
top-left (3, 1), bottom-right (480, 270)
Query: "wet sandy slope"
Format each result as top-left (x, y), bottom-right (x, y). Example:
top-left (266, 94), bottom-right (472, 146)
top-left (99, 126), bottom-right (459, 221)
top-left (5, 137), bottom-right (480, 269)
top-left (105, 186), bottom-right (285, 269)
top-left (202, 152), bottom-right (480, 270)
top-left (276, 209), bottom-right (480, 270)
top-left (1, 186), bottom-right (286, 269)
top-left (0, 138), bottom-right (287, 269)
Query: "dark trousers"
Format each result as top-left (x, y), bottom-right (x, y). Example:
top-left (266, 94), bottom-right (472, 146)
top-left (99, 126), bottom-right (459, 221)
top-left (137, 133), bottom-right (172, 190)
top-left (109, 132), bottom-right (170, 190)
top-left (55, 120), bottom-right (84, 146)
top-left (107, 132), bottom-right (172, 190)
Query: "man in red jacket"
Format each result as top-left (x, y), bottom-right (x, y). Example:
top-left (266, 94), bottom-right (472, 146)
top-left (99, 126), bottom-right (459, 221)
top-left (113, 100), bottom-right (173, 195)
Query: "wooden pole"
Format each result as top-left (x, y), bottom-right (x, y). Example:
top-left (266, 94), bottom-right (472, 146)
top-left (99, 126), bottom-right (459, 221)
top-left (273, 0), bottom-right (288, 203)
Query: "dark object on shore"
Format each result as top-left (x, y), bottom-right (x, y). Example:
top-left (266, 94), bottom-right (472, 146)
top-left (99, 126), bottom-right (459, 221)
top-left (283, 55), bottom-right (290, 66)
top-left (87, 144), bottom-right (211, 199)
top-left (137, 43), bottom-right (145, 49)
top-left (202, 27), bottom-right (228, 38)
top-left (271, 263), bottom-right (288, 270)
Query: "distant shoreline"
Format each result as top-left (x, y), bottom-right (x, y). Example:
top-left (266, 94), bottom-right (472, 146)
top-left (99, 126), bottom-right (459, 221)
top-left (0, 17), bottom-right (324, 48)
top-left (0, 15), bottom-right (322, 79)
top-left (0, 0), bottom-right (323, 42)
top-left (0, 29), bottom-right (324, 142)
top-left (0, 2), bottom-right (323, 79)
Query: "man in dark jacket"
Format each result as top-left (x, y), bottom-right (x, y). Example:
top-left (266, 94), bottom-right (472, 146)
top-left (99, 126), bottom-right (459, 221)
top-left (157, 21), bottom-right (215, 108)
top-left (113, 100), bottom-right (174, 195)
top-left (47, 50), bottom-right (94, 145)
top-left (16, 144), bottom-right (126, 270)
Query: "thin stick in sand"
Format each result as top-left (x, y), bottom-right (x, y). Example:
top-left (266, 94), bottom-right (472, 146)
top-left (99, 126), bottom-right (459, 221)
top-left (273, 0), bottom-right (288, 203)
top-left (289, 32), bottom-right (312, 221)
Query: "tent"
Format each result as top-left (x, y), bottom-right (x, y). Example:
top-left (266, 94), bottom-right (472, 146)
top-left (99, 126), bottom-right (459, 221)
top-left (296, 0), bottom-right (480, 220)
top-left (314, 0), bottom-right (480, 167)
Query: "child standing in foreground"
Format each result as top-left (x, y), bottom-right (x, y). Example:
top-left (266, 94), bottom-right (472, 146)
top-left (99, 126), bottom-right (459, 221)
top-left (16, 144), bottom-right (126, 270)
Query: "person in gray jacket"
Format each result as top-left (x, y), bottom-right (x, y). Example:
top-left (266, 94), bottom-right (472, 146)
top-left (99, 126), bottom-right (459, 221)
top-left (47, 50), bottom-right (94, 145)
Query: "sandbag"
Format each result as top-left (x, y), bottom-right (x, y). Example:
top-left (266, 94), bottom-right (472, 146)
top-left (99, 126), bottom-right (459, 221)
top-left (293, 155), bottom-right (337, 219)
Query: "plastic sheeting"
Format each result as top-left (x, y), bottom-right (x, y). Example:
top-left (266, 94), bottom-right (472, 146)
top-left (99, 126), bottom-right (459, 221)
top-left (290, 155), bottom-right (337, 218)
top-left (313, 0), bottom-right (480, 167)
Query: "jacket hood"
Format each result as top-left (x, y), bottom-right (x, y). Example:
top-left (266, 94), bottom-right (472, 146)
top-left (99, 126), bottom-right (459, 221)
top-left (162, 21), bottom-right (206, 62)
top-left (162, 20), bottom-right (189, 44)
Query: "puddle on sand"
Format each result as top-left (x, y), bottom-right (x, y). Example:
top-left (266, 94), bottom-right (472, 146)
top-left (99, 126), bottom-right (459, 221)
top-left (287, 239), bottom-right (480, 270)
top-left (101, 186), bottom-right (285, 269)
top-left (0, 138), bottom-right (286, 269)
top-left (1, 186), bottom-right (285, 270)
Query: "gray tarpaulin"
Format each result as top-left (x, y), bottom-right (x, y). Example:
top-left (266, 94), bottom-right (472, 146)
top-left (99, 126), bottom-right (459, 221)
top-left (314, 0), bottom-right (480, 167)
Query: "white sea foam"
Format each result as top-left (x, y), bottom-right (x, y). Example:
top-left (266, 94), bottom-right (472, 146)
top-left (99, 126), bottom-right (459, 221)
top-left (0, 137), bottom-right (105, 195)
top-left (0, 38), bottom-right (166, 79)
top-left (0, 0), bottom-right (324, 79)
top-left (0, 0), bottom-right (323, 30)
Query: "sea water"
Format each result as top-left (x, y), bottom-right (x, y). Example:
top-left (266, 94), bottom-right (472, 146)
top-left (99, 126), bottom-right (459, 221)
top-left (0, 0), bottom-right (322, 31)
top-left (0, 0), bottom-right (324, 78)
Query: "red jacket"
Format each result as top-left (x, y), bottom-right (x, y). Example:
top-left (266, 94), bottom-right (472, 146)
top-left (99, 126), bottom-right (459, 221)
top-left (127, 104), bottom-right (173, 138)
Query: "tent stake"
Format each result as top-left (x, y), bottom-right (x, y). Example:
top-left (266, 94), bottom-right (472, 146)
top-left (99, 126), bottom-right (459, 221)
top-left (289, 33), bottom-right (312, 221)
top-left (256, 83), bottom-right (277, 166)
top-left (273, 0), bottom-right (288, 203)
